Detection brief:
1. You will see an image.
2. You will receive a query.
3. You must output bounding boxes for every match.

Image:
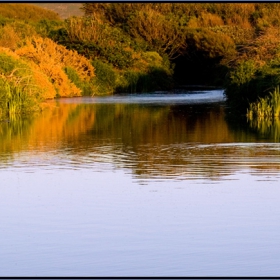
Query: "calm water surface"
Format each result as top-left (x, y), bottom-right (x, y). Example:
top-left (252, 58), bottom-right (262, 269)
top-left (1, 90), bottom-right (280, 276)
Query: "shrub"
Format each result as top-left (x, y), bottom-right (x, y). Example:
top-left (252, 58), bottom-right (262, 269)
top-left (16, 37), bottom-right (94, 80)
top-left (0, 47), bottom-right (56, 100)
top-left (63, 16), bottom-right (135, 69)
top-left (127, 8), bottom-right (187, 59)
top-left (34, 19), bottom-right (63, 38)
top-left (0, 51), bottom-right (44, 117)
top-left (15, 37), bottom-right (95, 97)
top-left (229, 60), bottom-right (256, 86)
top-left (0, 21), bottom-right (39, 50)
top-left (91, 59), bottom-right (117, 95)
top-left (64, 66), bottom-right (94, 96)
top-left (185, 28), bottom-right (236, 60)
top-left (0, 76), bottom-right (39, 117)
top-left (0, 25), bottom-right (21, 50)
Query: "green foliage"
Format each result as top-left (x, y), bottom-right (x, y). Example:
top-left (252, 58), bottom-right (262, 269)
top-left (229, 60), bottom-right (256, 86)
top-left (34, 19), bottom-right (63, 38)
top-left (125, 7), bottom-right (187, 59)
top-left (122, 71), bottom-right (139, 93)
top-left (91, 54), bottom-right (173, 95)
top-left (247, 114), bottom-right (280, 142)
top-left (0, 52), bottom-right (31, 78)
top-left (0, 77), bottom-right (39, 118)
top-left (0, 52), bottom-right (42, 117)
top-left (116, 66), bottom-right (173, 94)
top-left (225, 60), bottom-right (257, 108)
top-left (91, 60), bottom-right (117, 95)
top-left (64, 66), bottom-right (94, 96)
top-left (0, 15), bottom-right (14, 27)
top-left (185, 28), bottom-right (236, 60)
top-left (225, 56), bottom-right (280, 111)
top-left (64, 66), bottom-right (80, 87)
top-left (55, 17), bottom-right (135, 69)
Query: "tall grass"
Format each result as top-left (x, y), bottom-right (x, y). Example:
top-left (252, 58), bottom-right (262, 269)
top-left (247, 86), bottom-right (280, 120)
top-left (0, 76), bottom-right (39, 118)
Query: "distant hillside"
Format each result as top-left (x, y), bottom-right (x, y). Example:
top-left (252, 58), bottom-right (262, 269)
top-left (0, 3), bottom-right (61, 21)
top-left (33, 3), bottom-right (83, 19)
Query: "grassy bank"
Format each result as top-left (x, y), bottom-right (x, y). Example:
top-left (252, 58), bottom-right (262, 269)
top-left (247, 87), bottom-right (280, 120)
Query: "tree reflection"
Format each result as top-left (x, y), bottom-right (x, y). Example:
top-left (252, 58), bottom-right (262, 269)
top-left (1, 99), bottom-right (280, 179)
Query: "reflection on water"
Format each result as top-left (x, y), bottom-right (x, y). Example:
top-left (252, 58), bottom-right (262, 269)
top-left (248, 117), bottom-right (280, 142)
top-left (1, 91), bottom-right (279, 180)
top-left (1, 91), bottom-right (280, 276)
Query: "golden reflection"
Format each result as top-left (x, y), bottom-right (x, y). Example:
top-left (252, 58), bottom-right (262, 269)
top-left (248, 117), bottom-right (280, 142)
top-left (29, 102), bottom-right (95, 148)
top-left (0, 101), bottom-right (96, 154)
top-left (1, 99), bottom-right (280, 179)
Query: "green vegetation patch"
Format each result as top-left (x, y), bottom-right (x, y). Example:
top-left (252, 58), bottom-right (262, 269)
top-left (0, 53), bottom-right (41, 117)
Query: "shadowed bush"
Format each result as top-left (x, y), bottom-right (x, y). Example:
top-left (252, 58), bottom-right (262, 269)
top-left (64, 66), bottom-right (94, 96)
top-left (91, 60), bottom-right (117, 95)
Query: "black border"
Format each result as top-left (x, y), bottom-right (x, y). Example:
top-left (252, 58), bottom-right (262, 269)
top-left (1, 1), bottom-right (280, 279)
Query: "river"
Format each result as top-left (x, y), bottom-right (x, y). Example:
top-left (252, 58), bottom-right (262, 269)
top-left (1, 89), bottom-right (280, 276)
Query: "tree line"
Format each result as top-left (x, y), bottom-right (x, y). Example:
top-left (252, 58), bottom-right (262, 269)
top-left (1, 3), bottom-right (280, 118)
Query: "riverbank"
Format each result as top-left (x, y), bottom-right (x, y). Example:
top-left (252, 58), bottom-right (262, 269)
top-left (2, 3), bottom-right (280, 119)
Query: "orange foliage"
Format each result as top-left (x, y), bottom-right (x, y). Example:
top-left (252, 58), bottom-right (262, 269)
top-left (0, 47), bottom-right (56, 100)
top-left (236, 27), bottom-right (280, 66)
top-left (15, 37), bottom-right (96, 97)
top-left (0, 46), bottom-right (20, 60)
top-left (0, 25), bottom-right (21, 50)
top-left (35, 62), bottom-right (78, 98)
top-left (0, 46), bottom-right (57, 99)
top-left (16, 37), bottom-right (94, 81)
top-left (128, 8), bottom-right (186, 58)
top-left (198, 12), bottom-right (224, 27)
top-left (30, 64), bottom-right (57, 100)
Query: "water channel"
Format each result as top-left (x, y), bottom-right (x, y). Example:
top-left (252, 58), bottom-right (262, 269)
top-left (1, 90), bottom-right (280, 276)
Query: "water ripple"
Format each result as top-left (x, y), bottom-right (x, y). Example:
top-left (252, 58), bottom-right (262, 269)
top-left (1, 142), bottom-right (280, 182)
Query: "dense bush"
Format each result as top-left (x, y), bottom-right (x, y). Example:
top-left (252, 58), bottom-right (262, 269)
top-left (15, 37), bottom-right (95, 97)
top-left (91, 60), bottom-right (117, 95)
top-left (64, 66), bottom-right (94, 96)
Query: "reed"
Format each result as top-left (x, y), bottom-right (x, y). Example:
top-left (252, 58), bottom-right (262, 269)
top-left (247, 86), bottom-right (280, 120)
top-left (0, 74), bottom-right (39, 118)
